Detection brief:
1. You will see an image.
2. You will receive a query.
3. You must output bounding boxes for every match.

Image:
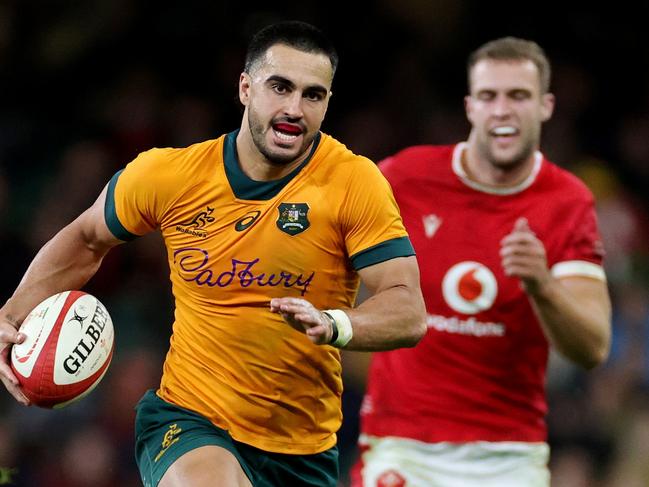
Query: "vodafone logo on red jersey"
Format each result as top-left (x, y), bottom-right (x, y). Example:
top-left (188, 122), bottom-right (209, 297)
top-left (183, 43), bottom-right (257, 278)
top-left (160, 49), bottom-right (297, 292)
top-left (377, 469), bottom-right (406, 487)
top-left (442, 261), bottom-right (497, 314)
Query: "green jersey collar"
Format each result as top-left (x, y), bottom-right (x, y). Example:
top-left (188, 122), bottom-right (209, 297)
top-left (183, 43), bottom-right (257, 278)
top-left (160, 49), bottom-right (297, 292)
top-left (223, 129), bottom-right (321, 200)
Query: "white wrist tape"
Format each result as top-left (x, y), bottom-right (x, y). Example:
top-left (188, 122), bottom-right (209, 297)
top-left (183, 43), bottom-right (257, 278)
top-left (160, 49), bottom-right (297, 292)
top-left (323, 309), bottom-right (353, 348)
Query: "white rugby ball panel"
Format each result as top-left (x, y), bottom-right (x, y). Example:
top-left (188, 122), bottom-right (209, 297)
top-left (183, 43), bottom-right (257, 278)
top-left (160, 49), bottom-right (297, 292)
top-left (10, 290), bottom-right (115, 409)
top-left (11, 292), bottom-right (69, 379)
top-left (53, 293), bottom-right (114, 385)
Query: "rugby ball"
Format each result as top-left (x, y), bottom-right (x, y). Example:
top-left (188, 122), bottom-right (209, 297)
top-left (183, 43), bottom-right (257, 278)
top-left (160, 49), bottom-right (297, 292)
top-left (10, 291), bottom-right (114, 409)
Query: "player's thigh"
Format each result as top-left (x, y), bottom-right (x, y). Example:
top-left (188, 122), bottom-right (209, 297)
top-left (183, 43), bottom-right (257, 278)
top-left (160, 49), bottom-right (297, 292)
top-left (159, 445), bottom-right (252, 487)
top-left (134, 390), bottom-right (253, 487)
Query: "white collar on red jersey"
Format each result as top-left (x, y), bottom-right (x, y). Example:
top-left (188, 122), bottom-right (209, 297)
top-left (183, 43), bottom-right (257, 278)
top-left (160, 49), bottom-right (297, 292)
top-left (452, 142), bottom-right (543, 195)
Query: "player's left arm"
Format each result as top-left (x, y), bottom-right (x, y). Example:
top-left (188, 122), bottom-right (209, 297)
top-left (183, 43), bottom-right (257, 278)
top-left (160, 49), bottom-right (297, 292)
top-left (501, 218), bottom-right (611, 369)
top-left (270, 255), bottom-right (427, 351)
top-left (271, 157), bottom-right (426, 350)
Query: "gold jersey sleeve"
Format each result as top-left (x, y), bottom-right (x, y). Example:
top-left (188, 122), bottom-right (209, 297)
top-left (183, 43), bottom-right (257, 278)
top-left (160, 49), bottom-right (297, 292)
top-left (105, 131), bottom-right (413, 454)
top-left (325, 140), bottom-right (410, 269)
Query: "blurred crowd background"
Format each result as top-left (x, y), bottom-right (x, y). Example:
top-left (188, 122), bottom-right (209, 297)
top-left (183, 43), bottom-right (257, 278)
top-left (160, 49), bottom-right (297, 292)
top-left (1, 1), bottom-right (649, 486)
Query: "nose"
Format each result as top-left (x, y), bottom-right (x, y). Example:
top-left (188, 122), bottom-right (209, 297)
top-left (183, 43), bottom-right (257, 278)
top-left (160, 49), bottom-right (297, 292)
top-left (283, 92), bottom-right (304, 119)
top-left (492, 94), bottom-right (513, 118)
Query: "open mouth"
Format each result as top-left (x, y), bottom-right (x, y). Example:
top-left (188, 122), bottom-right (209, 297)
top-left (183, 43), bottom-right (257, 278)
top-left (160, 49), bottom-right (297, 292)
top-left (272, 122), bottom-right (303, 142)
top-left (489, 126), bottom-right (519, 138)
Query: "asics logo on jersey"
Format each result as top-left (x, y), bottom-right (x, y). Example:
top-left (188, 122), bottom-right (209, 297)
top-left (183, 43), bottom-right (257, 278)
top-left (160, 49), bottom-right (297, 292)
top-left (442, 261), bottom-right (497, 314)
top-left (176, 206), bottom-right (215, 238)
top-left (173, 247), bottom-right (315, 296)
top-left (235, 210), bottom-right (261, 232)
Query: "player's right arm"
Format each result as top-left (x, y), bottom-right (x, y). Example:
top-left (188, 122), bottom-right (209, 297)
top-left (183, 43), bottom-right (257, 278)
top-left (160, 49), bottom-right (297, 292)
top-left (501, 217), bottom-right (611, 369)
top-left (0, 185), bottom-right (123, 404)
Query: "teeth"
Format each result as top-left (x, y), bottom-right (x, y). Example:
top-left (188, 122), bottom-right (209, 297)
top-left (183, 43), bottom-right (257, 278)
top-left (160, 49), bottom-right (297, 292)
top-left (492, 126), bottom-right (517, 136)
top-left (274, 129), bottom-right (299, 141)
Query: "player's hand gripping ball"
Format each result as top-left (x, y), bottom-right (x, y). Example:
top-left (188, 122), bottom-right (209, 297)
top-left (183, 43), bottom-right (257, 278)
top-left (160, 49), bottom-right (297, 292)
top-left (10, 291), bottom-right (114, 408)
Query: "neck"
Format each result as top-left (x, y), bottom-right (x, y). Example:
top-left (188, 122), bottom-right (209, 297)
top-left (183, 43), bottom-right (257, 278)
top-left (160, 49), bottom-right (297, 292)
top-left (235, 124), bottom-right (312, 181)
top-left (463, 135), bottom-right (537, 188)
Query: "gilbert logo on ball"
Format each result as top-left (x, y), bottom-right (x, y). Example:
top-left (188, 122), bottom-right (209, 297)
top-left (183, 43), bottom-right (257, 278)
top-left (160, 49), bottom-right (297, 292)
top-left (11, 290), bottom-right (114, 409)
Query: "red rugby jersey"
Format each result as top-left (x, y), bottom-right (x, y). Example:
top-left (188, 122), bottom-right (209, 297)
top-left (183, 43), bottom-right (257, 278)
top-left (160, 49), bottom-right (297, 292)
top-left (360, 143), bottom-right (605, 442)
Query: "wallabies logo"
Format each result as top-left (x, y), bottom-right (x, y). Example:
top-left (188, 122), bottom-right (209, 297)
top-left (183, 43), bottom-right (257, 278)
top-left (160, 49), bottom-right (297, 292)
top-left (176, 207), bottom-right (215, 238)
top-left (154, 423), bottom-right (183, 463)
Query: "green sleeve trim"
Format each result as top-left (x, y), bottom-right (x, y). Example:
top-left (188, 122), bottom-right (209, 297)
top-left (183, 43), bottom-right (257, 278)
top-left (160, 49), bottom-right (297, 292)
top-left (104, 170), bottom-right (138, 241)
top-left (350, 236), bottom-right (415, 270)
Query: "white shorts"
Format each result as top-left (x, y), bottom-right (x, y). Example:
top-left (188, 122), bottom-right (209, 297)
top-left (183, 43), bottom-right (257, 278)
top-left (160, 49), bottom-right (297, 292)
top-left (355, 434), bottom-right (550, 487)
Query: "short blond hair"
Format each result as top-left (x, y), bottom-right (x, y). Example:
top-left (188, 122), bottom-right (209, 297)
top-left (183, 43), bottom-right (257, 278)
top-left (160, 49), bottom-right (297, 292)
top-left (467, 37), bottom-right (551, 93)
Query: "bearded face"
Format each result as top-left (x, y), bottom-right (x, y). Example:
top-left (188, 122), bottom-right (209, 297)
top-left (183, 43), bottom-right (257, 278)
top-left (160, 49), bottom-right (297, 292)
top-left (465, 59), bottom-right (553, 171)
top-left (239, 44), bottom-right (333, 167)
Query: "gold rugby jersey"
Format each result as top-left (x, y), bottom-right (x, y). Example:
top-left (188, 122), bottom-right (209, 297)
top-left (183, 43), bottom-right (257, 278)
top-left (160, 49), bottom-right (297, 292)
top-left (105, 130), bottom-right (414, 454)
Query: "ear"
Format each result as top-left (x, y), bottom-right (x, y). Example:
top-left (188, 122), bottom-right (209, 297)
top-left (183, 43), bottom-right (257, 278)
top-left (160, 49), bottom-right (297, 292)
top-left (321, 91), bottom-right (333, 117)
top-left (464, 95), bottom-right (475, 124)
top-left (325, 90), bottom-right (333, 108)
top-left (540, 93), bottom-right (555, 122)
top-left (239, 73), bottom-right (251, 106)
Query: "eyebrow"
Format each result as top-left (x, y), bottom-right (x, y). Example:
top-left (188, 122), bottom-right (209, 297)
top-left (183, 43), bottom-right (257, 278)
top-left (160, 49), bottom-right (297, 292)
top-left (266, 75), bottom-right (329, 97)
top-left (474, 87), bottom-right (533, 96)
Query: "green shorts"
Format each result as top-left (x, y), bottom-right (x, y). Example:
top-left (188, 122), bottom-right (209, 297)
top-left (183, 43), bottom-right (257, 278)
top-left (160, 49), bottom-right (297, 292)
top-left (134, 390), bottom-right (339, 487)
